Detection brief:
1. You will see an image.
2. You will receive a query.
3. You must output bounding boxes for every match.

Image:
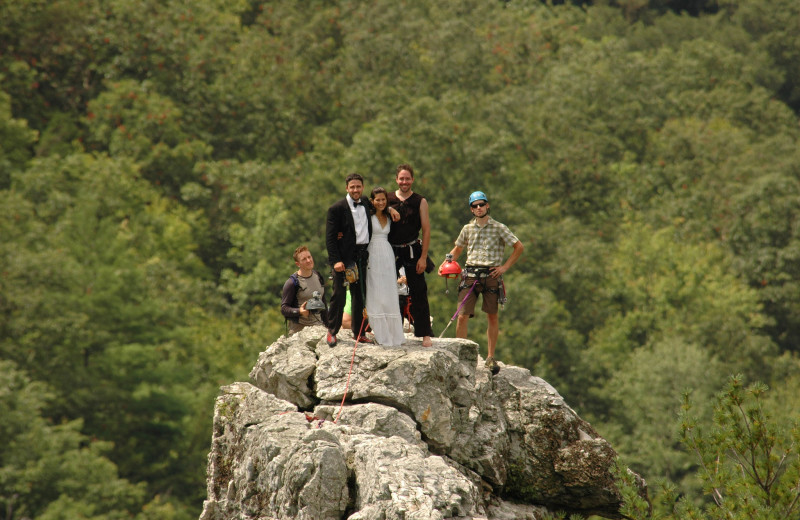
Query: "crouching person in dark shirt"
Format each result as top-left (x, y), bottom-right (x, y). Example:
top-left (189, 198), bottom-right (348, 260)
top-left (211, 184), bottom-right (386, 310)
top-left (281, 245), bottom-right (328, 335)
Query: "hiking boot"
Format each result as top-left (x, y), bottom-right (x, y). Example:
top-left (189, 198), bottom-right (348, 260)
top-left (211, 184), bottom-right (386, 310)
top-left (484, 356), bottom-right (500, 375)
top-left (355, 335), bottom-right (374, 345)
top-left (326, 332), bottom-right (338, 347)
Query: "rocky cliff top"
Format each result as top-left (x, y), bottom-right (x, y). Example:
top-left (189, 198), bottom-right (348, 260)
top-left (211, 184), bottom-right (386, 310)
top-left (199, 326), bottom-right (646, 520)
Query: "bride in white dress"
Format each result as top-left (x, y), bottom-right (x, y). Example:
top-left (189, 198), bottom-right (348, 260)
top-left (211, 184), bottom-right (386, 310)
top-left (366, 187), bottom-right (406, 346)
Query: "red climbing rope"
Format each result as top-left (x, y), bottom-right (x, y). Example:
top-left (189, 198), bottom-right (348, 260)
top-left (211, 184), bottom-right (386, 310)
top-left (333, 312), bottom-right (369, 424)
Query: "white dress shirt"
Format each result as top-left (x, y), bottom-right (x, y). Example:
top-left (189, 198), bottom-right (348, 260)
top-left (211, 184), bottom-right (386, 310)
top-left (347, 194), bottom-right (369, 245)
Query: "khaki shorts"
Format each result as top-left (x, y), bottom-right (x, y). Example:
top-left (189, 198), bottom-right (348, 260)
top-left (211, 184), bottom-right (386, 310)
top-left (457, 276), bottom-right (501, 317)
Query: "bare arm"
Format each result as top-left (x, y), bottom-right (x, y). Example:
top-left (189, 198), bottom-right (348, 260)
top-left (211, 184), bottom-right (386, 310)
top-left (416, 198), bottom-right (431, 274)
top-left (491, 240), bottom-right (523, 278)
top-left (448, 244), bottom-right (464, 260)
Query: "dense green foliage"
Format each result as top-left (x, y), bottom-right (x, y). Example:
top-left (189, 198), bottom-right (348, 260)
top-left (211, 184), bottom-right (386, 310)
top-left (2, 0), bottom-right (800, 518)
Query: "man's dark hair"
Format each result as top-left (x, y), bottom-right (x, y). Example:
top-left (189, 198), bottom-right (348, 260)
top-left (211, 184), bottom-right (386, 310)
top-left (345, 173), bottom-right (364, 185)
top-left (396, 164), bottom-right (414, 178)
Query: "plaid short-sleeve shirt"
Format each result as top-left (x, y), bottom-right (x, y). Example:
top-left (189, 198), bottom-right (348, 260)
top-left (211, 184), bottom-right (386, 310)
top-left (455, 217), bottom-right (519, 266)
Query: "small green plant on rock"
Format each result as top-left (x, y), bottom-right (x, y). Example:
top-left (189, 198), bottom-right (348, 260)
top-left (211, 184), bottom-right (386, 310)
top-left (616, 374), bottom-right (800, 520)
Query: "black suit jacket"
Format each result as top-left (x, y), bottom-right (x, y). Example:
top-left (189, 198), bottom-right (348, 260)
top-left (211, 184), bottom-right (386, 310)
top-left (325, 196), bottom-right (373, 267)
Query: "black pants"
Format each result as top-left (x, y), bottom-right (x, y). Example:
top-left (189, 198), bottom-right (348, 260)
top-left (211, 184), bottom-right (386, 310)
top-left (394, 242), bottom-right (432, 337)
top-left (327, 247), bottom-right (369, 337)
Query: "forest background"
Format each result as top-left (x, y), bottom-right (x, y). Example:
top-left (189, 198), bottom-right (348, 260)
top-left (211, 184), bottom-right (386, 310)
top-left (2, 0), bottom-right (799, 518)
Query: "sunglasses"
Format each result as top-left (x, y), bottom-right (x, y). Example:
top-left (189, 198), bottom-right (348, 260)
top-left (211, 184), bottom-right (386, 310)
top-left (471, 202), bottom-right (487, 209)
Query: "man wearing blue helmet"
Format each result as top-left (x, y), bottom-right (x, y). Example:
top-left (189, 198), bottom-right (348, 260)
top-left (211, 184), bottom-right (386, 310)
top-left (440, 191), bottom-right (523, 374)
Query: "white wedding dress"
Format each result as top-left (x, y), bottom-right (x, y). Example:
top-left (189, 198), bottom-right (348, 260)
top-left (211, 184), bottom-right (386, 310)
top-left (366, 215), bottom-right (406, 346)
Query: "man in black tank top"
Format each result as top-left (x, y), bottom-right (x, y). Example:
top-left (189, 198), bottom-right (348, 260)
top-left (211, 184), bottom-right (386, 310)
top-left (387, 164), bottom-right (433, 347)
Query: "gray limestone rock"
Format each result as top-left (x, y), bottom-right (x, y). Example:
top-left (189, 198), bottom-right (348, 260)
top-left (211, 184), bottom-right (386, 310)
top-left (200, 326), bottom-right (646, 520)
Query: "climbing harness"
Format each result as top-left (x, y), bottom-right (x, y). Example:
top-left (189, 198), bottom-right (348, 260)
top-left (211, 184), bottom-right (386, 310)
top-left (459, 267), bottom-right (506, 309)
top-left (439, 263), bottom-right (508, 338)
top-left (461, 266), bottom-right (492, 280)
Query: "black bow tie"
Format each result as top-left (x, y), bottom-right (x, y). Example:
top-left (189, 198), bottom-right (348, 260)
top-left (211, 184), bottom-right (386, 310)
top-left (352, 199), bottom-right (361, 207)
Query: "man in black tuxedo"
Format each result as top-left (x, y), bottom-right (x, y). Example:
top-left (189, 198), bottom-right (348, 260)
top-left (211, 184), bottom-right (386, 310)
top-left (325, 173), bottom-right (374, 346)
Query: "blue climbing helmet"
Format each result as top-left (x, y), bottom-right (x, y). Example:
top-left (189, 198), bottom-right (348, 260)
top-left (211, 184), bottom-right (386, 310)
top-left (468, 191), bottom-right (488, 207)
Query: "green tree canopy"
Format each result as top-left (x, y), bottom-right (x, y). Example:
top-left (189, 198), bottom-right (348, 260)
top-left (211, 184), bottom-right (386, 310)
top-left (3, 0), bottom-right (800, 516)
